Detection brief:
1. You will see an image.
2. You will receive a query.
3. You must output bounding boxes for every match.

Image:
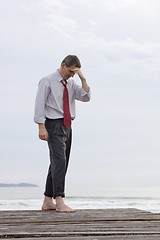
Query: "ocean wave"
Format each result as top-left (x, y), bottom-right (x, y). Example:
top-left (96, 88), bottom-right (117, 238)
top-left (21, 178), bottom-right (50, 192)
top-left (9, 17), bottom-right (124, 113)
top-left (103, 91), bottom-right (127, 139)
top-left (0, 197), bottom-right (160, 213)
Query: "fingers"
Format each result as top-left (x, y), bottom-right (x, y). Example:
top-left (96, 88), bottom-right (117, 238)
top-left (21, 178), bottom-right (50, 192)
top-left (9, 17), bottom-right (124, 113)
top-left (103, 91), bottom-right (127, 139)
top-left (39, 133), bottom-right (48, 141)
top-left (72, 68), bottom-right (84, 79)
top-left (72, 68), bottom-right (80, 73)
top-left (38, 126), bottom-right (48, 141)
top-left (39, 136), bottom-right (48, 141)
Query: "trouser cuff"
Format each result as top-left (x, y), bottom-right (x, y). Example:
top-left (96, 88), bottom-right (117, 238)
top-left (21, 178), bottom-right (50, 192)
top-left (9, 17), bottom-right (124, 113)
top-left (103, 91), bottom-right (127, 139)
top-left (54, 192), bottom-right (65, 199)
top-left (44, 193), bottom-right (53, 198)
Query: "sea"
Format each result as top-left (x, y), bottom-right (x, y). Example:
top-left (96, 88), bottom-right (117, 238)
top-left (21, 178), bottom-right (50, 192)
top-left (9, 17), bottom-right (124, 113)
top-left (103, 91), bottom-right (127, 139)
top-left (0, 186), bottom-right (160, 213)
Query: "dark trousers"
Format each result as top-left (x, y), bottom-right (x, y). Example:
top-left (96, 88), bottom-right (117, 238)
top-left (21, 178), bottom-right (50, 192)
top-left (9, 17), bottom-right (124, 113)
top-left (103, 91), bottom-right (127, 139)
top-left (44, 118), bottom-right (72, 199)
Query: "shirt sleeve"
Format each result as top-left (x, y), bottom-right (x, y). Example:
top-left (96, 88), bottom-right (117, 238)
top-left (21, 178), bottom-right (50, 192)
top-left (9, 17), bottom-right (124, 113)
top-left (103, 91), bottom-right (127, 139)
top-left (34, 78), bottom-right (51, 124)
top-left (73, 81), bottom-right (91, 102)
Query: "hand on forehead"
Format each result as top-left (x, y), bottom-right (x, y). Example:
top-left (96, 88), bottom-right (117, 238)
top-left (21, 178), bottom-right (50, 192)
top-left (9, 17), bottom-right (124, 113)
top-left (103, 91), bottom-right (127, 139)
top-left (68, 65), bottom-right (80, 72)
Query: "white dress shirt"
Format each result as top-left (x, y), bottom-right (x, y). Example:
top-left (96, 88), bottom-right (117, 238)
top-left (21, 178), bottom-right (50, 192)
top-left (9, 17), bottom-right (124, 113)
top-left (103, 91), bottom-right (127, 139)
top-left (34, 70), bottom-right (91, 124)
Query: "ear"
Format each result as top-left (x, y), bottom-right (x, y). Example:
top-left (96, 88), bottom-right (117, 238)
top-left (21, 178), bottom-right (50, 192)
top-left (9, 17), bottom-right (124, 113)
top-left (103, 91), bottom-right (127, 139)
top-left (61, 62), bottom-right (66, 68)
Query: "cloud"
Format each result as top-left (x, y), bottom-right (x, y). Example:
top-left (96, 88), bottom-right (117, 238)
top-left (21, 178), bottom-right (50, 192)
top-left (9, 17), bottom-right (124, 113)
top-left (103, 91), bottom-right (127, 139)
top-left (38, 0), bottom-right (77, 39)
top-left (0, 0), bottom-right (160, 187)
top-left (30, 0), bottom-right (160, 63)
top-left (39, 0), bottom-right (68, 13)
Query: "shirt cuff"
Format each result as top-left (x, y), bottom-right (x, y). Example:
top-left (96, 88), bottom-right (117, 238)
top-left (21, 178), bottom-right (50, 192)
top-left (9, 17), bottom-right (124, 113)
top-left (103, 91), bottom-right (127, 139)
top-left (34, 116), bottom-right (45, 124)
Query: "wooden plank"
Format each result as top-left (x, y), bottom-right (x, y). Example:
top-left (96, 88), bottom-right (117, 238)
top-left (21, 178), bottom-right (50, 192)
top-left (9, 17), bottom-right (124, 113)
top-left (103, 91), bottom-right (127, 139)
top-left (1, 221), bottom-right (160, 233)
top-left (1, 232), bottom-right (160, 239)
top-left (0, 209), bottom-right (160, 239)
top-left (1, 208), bottom-right (160, 224)
top-left (1, 238), bottom-right (160, 240)
top-left (1, 237), bottom-right (160, 240)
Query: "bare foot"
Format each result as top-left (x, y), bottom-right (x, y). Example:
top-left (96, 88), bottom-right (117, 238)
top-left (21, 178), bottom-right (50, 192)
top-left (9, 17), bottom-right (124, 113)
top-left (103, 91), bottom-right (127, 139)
top-left (56, 203), bottom-right (76, 212)
top-left (41, 196), bottom-right (56, 211)
top-left (42, 202), bottom-right (56, 211)
top-left (55, 196), bottom-right (76, 213)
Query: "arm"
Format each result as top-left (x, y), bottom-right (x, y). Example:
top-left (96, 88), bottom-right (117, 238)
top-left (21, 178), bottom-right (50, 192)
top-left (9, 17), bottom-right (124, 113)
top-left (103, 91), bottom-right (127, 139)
top-left (72, 68), bottom-right (91, 102)
top-left (73, 68), bottom-right (89, 93)
top-left (34, 78), bottom-right (50, 141)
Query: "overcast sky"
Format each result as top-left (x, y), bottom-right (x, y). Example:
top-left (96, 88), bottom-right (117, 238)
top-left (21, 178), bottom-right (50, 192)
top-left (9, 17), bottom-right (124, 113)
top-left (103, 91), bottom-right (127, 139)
top-left (0, 0), bottom-right (160, 190)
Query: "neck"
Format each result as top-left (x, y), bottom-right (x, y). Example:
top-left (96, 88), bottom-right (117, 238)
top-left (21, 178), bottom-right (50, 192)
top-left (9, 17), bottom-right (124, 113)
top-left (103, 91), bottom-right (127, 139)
top-left (58, 68), bottom-right (65, 79)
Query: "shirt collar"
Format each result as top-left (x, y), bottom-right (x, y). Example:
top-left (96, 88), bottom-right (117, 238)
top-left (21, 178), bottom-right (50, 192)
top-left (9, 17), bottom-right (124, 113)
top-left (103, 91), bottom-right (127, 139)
top-left (56, 69), bottom-right (70, 83)
top-left (56, 69), bottom-right (64, 82)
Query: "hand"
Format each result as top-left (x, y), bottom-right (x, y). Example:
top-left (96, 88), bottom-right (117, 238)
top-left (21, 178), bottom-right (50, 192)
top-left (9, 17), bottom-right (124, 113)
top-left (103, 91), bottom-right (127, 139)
top-left (72, 68), bottom-right (89, 93)
top-left (72, 68), bottom-right (85, 80)
top-left (38, 124), bottom-right (48, 141)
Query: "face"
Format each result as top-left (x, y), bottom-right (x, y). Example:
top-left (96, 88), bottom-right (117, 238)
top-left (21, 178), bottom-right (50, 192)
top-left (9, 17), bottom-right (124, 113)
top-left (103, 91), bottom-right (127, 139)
top-left (61, 63), bottom-right (76, 80)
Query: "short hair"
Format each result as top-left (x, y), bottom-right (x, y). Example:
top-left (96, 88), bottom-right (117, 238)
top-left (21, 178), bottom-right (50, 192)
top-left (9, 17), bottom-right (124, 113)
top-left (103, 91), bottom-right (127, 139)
top-left (61, 55), bottom-right (81, 68)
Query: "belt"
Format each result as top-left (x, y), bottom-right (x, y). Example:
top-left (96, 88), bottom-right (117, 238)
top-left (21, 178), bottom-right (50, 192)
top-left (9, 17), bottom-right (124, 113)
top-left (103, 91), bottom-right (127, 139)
top-left (46, 117), bottom-right (75, 121)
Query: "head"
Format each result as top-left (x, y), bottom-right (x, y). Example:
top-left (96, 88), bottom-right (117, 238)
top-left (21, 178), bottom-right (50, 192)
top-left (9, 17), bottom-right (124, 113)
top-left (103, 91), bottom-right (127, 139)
top-left (59, 55), bottom-right (81, 80)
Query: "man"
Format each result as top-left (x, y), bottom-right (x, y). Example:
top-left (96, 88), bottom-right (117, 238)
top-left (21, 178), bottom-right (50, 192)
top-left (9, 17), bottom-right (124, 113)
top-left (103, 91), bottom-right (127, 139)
top-left (34, 55), bottom-right (90, 212)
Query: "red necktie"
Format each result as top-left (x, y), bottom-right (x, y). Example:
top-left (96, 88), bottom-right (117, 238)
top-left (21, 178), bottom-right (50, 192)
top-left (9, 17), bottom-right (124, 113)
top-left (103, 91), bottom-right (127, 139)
top-left (61, 80), bottom-right (71, 128)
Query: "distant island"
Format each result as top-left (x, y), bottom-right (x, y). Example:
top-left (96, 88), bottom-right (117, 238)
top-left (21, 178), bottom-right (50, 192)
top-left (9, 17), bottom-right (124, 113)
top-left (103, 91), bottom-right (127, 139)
top-left (0, 183), bottom-right (39, 187)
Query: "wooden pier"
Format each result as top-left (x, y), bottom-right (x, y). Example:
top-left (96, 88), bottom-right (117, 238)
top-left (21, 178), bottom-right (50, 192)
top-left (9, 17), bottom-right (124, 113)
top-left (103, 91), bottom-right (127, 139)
top-left (0, 208), bottom-right (160, 239)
